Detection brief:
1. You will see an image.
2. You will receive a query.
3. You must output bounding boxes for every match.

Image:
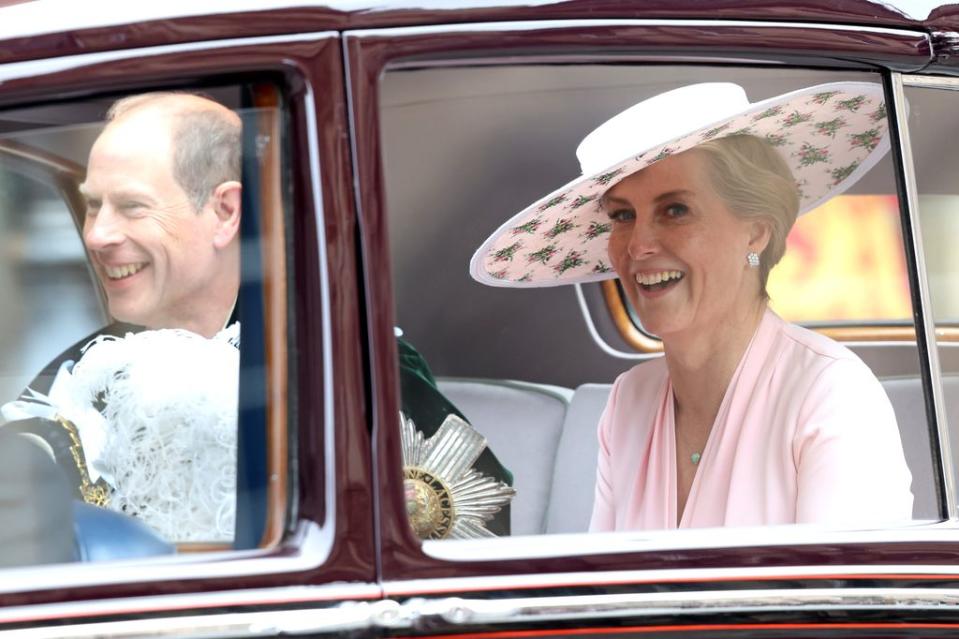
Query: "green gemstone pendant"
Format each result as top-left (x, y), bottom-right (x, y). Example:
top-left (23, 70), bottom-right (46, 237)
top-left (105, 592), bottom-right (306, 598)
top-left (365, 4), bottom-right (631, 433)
top-left (690, 452), bottom-right (702, 465)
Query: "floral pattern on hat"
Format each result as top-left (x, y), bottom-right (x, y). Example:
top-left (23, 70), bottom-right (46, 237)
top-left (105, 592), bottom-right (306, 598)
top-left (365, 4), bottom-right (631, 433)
top-left (527, 244), bottom-right (558, 265)
top-left (809, 90), bottom-right (840, 105)
top-left (473, 83), bottom-right (891, 288)
top-left (511, 217), bottom-right (543, 235)
top-left (815, 117), bottom-right (847, 138)
top-left (554, 250), bottom-right (587, 274)
top-left (782, 111), bottom-right (813, 127)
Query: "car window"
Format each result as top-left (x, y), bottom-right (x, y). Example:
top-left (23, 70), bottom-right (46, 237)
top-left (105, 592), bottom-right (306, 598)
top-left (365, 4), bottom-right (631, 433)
top-left (903, 78), bottom-right (959, 503)
top-left (380, 63), bottom-right (935, 549)
top-left (0, 85), bottom-right (291, 564)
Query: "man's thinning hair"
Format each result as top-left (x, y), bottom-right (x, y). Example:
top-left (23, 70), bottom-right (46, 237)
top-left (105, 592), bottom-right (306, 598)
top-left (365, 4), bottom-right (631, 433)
top-left (107, 92), bottom-right (241, 211)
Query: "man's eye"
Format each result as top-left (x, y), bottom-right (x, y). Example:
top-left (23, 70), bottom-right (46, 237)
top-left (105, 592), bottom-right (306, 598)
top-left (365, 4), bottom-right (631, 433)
top-left (118, 202), bottom-right (146, 214)
top-left (84, 202), bottom-right (101, 216)
top-left (607, 208), bottom-right (635, 223)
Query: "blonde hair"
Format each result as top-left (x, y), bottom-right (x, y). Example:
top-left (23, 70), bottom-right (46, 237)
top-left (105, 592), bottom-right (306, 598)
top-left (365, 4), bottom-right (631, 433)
top-left (695, 134), bottom-right (800, 298)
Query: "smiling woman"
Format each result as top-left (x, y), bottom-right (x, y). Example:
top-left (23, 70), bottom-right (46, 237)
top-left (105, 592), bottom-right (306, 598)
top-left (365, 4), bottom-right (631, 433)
top-left (380, 63), bottom-right (935, 543)
top-left (471, 81), bottom-right (913, 531)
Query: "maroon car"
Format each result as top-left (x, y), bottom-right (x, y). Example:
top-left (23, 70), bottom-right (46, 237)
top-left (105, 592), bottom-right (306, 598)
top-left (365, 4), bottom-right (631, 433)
top-left (1, 1), bottom-right (959, 637)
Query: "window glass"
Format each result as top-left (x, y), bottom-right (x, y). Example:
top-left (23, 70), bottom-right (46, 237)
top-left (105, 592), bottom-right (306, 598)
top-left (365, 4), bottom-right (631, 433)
top-left (767, 194), bottom-right (910, 324)
top-left (904, 80), bottom-right (959, 499)
top-left (381, 64), bottom-right (932, 550)
top-left (0, 87), bottom-right (289, 566)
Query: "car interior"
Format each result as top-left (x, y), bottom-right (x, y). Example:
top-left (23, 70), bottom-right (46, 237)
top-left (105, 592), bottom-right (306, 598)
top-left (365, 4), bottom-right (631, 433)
top-left (380, 63), bottom-right (959, 534)
top-left (0, 62), bottom-right (957, 565)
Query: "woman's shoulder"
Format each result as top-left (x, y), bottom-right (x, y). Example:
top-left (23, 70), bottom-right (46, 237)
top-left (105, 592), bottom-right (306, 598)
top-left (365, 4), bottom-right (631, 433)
top-left (608, 356), bottom-right (669, 401)
top-left (619, 355), bottom-right (668, 384)
top-left (770, 312), bottom-right (869, 369)
top-left (767, 312), bottom-right (881, 389)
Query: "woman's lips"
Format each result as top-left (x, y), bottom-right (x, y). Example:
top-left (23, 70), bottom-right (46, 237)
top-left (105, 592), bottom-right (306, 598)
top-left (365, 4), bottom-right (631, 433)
top-left (634, 270), bottom-right (684, 296)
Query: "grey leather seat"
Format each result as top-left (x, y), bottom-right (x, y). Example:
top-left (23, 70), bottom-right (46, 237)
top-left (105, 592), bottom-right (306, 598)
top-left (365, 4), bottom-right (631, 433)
top-left (437, 378), bottom-right (571, 536)
top-left (440, 375), bottom-right (943, 535)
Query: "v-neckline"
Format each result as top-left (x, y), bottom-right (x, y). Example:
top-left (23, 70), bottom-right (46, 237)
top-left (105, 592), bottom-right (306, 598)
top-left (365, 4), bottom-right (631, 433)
top-left (666, 309), bottom-right (772, 528)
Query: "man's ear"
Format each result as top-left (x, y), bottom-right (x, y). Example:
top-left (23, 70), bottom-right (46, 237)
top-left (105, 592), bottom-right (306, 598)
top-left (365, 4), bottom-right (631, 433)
top-left (210, 180), bottom-right (242, 249)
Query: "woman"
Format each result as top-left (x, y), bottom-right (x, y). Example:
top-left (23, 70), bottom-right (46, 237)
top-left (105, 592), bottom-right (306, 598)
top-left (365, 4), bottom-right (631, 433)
top-left (470, 82), bottom-right (913, 530)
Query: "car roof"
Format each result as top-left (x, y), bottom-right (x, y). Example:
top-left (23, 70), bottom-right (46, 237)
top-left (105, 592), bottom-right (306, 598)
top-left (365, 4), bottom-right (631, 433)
top-left (0, 0), bottom-right (956, 66)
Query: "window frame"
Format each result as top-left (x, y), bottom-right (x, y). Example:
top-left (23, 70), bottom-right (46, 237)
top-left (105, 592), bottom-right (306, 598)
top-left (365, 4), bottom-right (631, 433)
top-left (345, 17), bottom-right (959, 588)
top-left (0, 31), bottom-right (373, 606)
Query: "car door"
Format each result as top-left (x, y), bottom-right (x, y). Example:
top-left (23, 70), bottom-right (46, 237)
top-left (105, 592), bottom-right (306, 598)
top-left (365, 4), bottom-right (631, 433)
top-left (0, 10), bottom-right (382, 637)
top-left (348, 10), bottom-right (959, 638)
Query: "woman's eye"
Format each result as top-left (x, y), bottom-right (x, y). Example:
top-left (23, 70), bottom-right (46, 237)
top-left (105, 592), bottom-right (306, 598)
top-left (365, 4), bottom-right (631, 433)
top-left (607, 208), bottom-right (635, 223)
top-left (663, 203), bottom-right (689, 218)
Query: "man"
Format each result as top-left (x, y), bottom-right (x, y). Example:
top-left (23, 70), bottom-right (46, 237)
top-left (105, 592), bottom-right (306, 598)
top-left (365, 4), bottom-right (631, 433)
top-left (1, 93), bottom-right (244, 545)
top-left (81, 93), bottom-right (242, 337)
top-left (5, 92), bottom-right (513, 540)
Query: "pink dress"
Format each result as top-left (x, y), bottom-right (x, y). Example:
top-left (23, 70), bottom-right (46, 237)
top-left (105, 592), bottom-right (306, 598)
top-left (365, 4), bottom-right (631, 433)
top-left (589, 309), bottom-right (914, 531)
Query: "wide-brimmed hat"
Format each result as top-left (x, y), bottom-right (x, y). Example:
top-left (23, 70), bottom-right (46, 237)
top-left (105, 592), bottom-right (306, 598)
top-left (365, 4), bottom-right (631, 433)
top-left (470, 82), bottom-right (891, 288)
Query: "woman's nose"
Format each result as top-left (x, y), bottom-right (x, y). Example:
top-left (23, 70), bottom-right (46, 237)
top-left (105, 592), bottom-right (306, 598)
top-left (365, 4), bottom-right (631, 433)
top-left (626, 219), bottom-right (658, 260)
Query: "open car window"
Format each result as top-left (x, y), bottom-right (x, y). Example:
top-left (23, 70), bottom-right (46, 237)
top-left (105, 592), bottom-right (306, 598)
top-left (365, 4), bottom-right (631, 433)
top-left (380, 63), bottom-right (938, 553)
top-left (0, 85), bottom-right (290, 565)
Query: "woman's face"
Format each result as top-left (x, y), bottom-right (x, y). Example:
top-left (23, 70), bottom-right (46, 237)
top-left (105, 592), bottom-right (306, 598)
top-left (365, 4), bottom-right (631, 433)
top-left (604, 149), bottom-right (767, 340)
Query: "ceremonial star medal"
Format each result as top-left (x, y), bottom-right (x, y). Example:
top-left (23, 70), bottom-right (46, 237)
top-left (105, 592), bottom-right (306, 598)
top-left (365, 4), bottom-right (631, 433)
top-left (401, 413), bottom-right (515, 540)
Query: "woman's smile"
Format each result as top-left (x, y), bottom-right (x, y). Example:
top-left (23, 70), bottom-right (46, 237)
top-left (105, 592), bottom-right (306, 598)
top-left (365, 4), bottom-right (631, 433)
top-left (604, 150), bottom-right (762, 339)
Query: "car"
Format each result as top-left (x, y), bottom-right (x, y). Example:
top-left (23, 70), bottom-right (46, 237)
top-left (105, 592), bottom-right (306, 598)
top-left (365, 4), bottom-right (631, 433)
top-left (2, 1), bottom-right (959, 637)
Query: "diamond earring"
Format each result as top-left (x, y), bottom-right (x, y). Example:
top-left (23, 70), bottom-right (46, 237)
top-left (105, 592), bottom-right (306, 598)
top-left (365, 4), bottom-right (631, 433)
top-left (746, 251), bottom-right (760, 268)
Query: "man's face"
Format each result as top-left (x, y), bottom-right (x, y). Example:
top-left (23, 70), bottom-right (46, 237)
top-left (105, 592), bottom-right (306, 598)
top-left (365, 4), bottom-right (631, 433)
top-left (81, 111), bottom-right (223, 330)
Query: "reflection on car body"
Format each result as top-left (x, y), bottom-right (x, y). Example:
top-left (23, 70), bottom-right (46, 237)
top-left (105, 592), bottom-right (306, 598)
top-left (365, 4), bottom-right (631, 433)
top-left (2, 1), bottom-right (959, 638)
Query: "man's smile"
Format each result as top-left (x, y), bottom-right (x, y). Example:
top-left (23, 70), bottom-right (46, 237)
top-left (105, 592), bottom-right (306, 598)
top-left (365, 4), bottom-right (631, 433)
top-left (102, 262), bottom-right (148, 281)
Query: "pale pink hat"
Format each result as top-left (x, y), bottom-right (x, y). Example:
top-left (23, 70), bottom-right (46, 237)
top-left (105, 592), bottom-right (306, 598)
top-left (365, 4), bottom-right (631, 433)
top-left (470, 82), bottom-right (890, 288)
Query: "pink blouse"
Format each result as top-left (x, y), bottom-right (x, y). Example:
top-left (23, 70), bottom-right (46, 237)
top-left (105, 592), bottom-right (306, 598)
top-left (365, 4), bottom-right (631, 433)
top-left (589, 308), bottom-right (913, 531)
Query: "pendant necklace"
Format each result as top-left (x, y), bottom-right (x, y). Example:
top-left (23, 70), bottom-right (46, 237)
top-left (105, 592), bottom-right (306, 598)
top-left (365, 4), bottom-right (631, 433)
top-left (690, 452), bottom-right (702, 465)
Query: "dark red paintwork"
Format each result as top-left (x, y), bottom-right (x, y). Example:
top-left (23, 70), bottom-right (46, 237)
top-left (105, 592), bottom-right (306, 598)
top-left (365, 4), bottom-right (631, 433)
top-left (345, 18), bottom-right (943, 582)
top-left (0, 0), bottom-right (958, 68)
top-left (0, 33), bottom-right (376, 606)
top-left (1, 0), bottom-right (959, 635)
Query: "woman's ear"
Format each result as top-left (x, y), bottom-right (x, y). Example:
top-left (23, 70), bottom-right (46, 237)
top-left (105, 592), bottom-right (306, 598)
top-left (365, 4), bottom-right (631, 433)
top-left (210, 180), bottom-right (242, 250)
top-left (748, 219), bottom-right (772, 256)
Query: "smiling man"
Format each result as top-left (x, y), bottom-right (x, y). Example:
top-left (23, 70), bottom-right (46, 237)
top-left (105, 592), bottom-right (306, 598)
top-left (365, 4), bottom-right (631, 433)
top-left (0, 93), bottom-right (244, 531)
top-left (80, 93), bottom-right (242, 337)
top-left (2, 91), bottom-right (514, 541)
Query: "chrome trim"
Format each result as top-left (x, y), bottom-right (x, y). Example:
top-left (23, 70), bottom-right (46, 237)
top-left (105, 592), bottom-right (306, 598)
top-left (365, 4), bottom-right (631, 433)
top-left (421, 520), bottom-right (950, 564)
top-left (386, 54), bottom-right (788, 70)
top-left (385, 557), bottom-right (959, 597)
top-left (890, 72), bottom-right (958, 519)
top-left (0, 583), bottom-right (382, 627)
top-left (0, 599), bottom-right (401, 639)
top-left (301, 59), bottom-right (338, 538)
top-left (16, 588), bottom-right (959, 637)
top-left (931, 31), bottom-right (959, 58)
top-left (574, 283), bottom-right (646, 360)
top-left (404, 589), bottom-right (959, 627)
top-left (345, 18), bottom-right (929, 41)
top-left (903, 75), bottom-right (959, 90)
